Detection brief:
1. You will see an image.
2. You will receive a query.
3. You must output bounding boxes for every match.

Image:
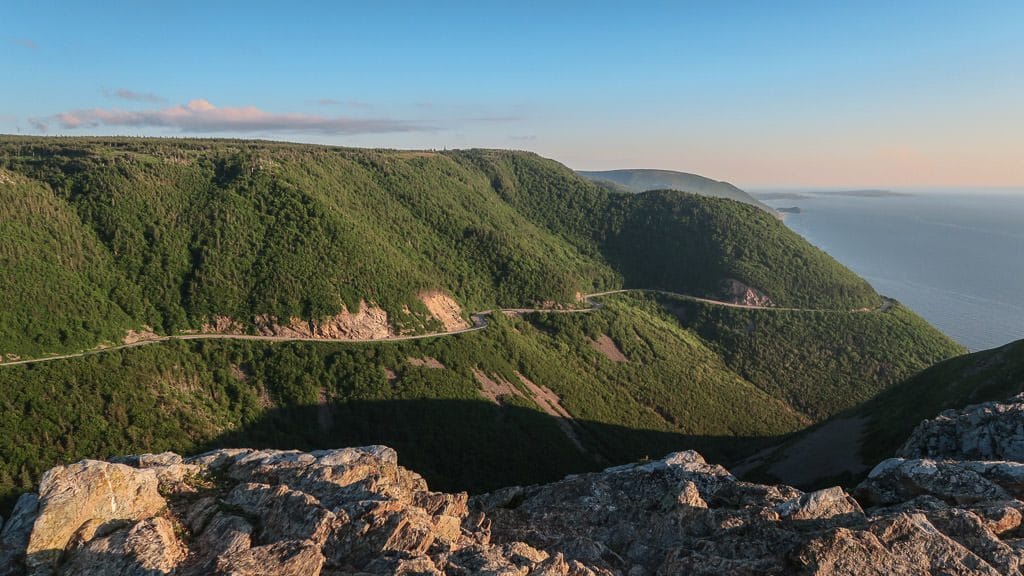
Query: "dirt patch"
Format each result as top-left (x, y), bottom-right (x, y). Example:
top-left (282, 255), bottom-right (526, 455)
top-left (123, 327), bottom-right (160, 344)
top-left (407, 356), bottom-right (445, 369)
top-left (473, 368), bottom-right (524, 405)
top-left (317, 387), bottom-right (334, 432)
top-left (590, 334), bottom-right (629, 363)
top-left (516, 372), bottom-right (571, 419)
top-left (419, 291), bottom-right (469, 331)
top-left (229, 363), bottom-right (251, 381)
top-left (517, 372), bottom-right (586, 452)
top-left (762, 416), bottom-right (869, 486)
top-left (253, 300), bottom-right (396, 339)
top-left (383, 367), bottom-right (398, 385)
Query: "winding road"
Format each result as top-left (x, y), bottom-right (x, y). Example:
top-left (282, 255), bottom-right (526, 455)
top-left (0, 289), bottom-right (894, 368)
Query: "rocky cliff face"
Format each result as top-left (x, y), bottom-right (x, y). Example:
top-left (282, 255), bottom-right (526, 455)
top-left (5, 427), bottom-right (1024, 575)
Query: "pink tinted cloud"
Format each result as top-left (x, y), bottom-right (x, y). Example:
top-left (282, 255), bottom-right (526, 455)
top-left (31, 99), bottom-right (426, 134)
top-left (104, 89), bottom-right (166, 103)
top-left (12, 38), bottom-right (37, 49)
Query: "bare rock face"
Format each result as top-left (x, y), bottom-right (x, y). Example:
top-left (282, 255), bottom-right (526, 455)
top-left (6, 443), bottom-right (1024, 575)
top-left (0, 494), bottom-right (38, 576)
top-left (24, 460), bottom-right (168, 575)
top-left (722, 278), bottom-right (774, 307)
top-left (899, 392), bottom-right (1024, 461)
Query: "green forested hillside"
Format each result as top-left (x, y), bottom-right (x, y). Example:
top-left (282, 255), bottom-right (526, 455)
top-left (0, 175), bottom-right (141, 354)
top-left (659, 294), bottom-right (964, 419)
top-left (0, 298), bottom-right (807, 509)
top-left (0, 137), bottom-right (965, 513)
top-left (0, 293), bottom-right (962, 511)
top-left (1, 138), bottom-right (879, 356)
top-left (454, 150), bottom-right (881, 310)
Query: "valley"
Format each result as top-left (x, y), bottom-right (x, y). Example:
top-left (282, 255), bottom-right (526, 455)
top-left (0, 137), bottom-right (967, 517)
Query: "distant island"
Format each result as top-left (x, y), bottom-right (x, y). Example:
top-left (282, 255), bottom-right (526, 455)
top-left (776, 206), bottom-right (802, 214)
top-left (751, 189), bottom-right (910, 200)
top-left (813, 189), bottom-right (910, 197)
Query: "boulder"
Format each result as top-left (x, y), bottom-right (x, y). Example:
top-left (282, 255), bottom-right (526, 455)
top-left (855, 458), bottom-right (1011, 506)
top-left (899, 393), bottom-right (1024, 462)
top-left (25, 460), bottom-right (166, 575)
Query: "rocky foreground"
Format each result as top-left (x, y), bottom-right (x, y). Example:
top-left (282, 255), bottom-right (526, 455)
top-left (4, 398), bottom-right (1024, 574)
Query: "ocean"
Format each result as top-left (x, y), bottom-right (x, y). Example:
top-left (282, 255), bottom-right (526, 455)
top-left (755, 190), bottom-right (1024, 352)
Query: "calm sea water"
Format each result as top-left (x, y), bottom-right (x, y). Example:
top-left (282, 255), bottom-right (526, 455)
top-left (757, 191), bottom-right (1024, 352)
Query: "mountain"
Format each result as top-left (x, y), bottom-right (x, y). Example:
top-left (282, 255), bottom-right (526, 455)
top-left (1, 138), bottom-right (876, 358)
top-left (0, 137), bottom-right (963, 511)
top-left (577, 168), bottom-right (777, 215)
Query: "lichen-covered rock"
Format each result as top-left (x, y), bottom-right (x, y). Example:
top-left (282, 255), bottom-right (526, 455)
top-left (6, 443), bottom-right (1024, 575)
top-left (855, 458), bottom-right (1013, 506)
top-left (776, 486), bottom-right (864, 521)
top-left (900, 393), bottom-right (1024, 461)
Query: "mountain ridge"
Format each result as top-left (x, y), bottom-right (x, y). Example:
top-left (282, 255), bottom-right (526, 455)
top-left (578, 167), bottom-right (776, 215)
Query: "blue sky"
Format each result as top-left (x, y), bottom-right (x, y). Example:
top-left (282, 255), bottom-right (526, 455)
top-left (3, 1), bottom-right (1022, 187)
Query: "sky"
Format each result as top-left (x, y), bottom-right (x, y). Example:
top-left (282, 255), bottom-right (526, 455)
top-left (3, 1), bottom-right (1023, 188)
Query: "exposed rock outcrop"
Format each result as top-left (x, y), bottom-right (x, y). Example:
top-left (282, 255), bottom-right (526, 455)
top-left (419, 291), bottom-right (470, 332)
top-left (899, 392), bottom-right (1024, 461)
top-left (253, 301), bottom-right (396, 339)
top-left (722, 278), bottom-right (773, 307)
top-left (6, 442), bottom-right (1024, 575)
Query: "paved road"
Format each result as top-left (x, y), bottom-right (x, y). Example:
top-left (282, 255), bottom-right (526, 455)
top-left (0, 290), bottom-right (894, 367)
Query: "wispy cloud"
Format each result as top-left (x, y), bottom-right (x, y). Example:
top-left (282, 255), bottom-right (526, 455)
top-left (11, 38), bottom-right (37, 49)
top-left (104, 88), bottom-right (165, 103)
top-left (310, 98), bottom-right (372, 109)
top-left (30, 99), bottom-right (428, 135)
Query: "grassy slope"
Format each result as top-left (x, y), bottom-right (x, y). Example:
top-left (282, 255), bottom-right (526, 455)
top-left (738, 340), bottom-right (1019, 491)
